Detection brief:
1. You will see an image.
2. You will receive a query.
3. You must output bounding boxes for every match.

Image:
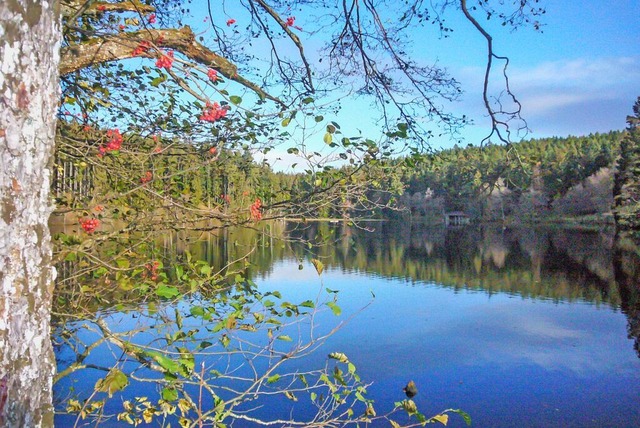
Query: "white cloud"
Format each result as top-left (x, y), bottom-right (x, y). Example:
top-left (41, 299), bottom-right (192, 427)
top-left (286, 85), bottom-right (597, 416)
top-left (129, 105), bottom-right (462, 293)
top-left (509, 56), bottom-right (640, 117)
top-left (511, 57), bottom-right (638, 89)
top-left (457, 56), bottom-right (640, 138)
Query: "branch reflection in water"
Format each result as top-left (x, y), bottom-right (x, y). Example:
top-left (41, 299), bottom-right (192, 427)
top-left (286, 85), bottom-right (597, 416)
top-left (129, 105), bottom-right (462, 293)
top-left (52, 221), bottom-right (640, 427)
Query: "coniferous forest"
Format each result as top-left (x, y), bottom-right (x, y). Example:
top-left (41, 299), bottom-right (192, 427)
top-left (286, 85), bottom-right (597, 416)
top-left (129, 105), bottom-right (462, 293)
top-left (53, 126), bottom-right (627, 226)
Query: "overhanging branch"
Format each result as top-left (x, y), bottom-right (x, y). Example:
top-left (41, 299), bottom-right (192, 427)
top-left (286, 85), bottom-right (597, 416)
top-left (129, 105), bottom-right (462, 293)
top-left (60, 26), bottom-right (284, 106)
top-left (61, 0), bottom-right (154, 19)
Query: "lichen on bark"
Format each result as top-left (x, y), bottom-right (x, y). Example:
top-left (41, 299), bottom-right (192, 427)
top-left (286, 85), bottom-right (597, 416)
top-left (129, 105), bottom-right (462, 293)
top-left (0, 1), bottom-right (61, 426)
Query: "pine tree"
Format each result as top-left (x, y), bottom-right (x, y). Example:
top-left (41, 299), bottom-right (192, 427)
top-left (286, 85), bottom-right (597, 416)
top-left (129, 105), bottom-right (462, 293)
top-left (613, 97), bottom-right (640, 236)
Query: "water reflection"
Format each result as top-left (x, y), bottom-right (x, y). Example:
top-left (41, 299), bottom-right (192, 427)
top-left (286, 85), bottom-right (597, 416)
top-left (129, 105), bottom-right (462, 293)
top-left (138, 221), bottom-right (640, 360)
top-left (57, 222), bottom-right (639, 354)
top-left (52, 222), bottom-right (640, 427)
top-left (269, 223), bottom-right (621, 303)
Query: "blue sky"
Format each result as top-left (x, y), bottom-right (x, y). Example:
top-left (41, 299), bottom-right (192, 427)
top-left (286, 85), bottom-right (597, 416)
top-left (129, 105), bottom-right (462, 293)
top-left (447, 0), bottom-right (640, 146)
top-left (190, 1), bottom-right (639, 166)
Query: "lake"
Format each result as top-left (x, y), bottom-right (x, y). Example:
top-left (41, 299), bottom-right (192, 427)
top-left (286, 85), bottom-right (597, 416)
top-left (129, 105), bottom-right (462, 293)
top-left (53, 221), bottom-right (640, 427)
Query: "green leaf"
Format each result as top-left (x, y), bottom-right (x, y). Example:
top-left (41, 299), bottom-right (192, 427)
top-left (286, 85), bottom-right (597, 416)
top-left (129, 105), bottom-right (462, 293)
top-left (298, 374), bottom-right (308, 387)
top-left (175, 308), bottom-right (183, 329)
top-left (149, 352), bottom-right (181, 374)
top-left (211, 321), bottom-right (225, 333)
top-left (200, 264), bottom-right (212, 276)
top-left (229, 95), bottom-right (242, 105)
top-left (326, 302), bottom-right (341, 316)
top-left (314, 115), bottom-right (324, 122)
top-left (323, 132), bottom-right (333, 145)
top-left (190, 306), bottom-right (205, 317)
top-left (162, 387), bottom-right (179, 401)
top-left (281, 118), bottom-right (291, 127)
top-left (198, 340), bottom-right (213, 350)
top-left (175, 265), bottom-right (184, 280)
top-left (452, 409), bottom-right (472, 426)
top-left (150, 75), bottom-right (166, 87)
top-left (267, 374), bottom-right (281, 384)
top-left (300, 300), bottom-right (315, 308)
top-left (156, 285), bottom-right (180, 299)
top-left (302, 97), bottom-right (314, 104)
top-left (115, 259), bottom-right (130, 269)
top-left (277, 335), bottom-right (293, 342)
top-left (95, 369), bottom-right (128, 397)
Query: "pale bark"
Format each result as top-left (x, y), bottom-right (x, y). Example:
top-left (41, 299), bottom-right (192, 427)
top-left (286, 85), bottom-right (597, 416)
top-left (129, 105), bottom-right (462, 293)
top-left (0, 1), bottom-right (61, 427)
top-left (60, 26), bottom-right (284, 105)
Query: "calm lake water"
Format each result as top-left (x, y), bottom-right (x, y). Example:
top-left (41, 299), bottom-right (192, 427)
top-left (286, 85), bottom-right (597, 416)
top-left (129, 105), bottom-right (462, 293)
top-left (53, 222), bottom-right (640, 427)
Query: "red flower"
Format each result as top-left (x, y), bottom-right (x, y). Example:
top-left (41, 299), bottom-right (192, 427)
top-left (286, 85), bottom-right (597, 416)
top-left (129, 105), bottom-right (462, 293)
top-left (80, 218), bottom-right (100, 234)
top-left (132, 40), bottom-right (151, 56)
top-left (226, 18), bottom-right (236, 26)
top-left (144, 260), bottom-right (160, 281)
top-left (94, 205), bottom-right (105, 212)
top-left (200, 101), bottom-right (227, 122)
top-left (153, 146), bottom-right (162, 154)
top-left (147, 13), bottom-right (156, 24)
top-left (97, 5), bottom-right (106, 11)
top-left (207, 68), bottom-right (218, 82)
top-left (118, 24), bottom-right (125, 31)
top-left (285, 16), bottom-right (302, 30)
top-left (155, 50), bottom-right (174, 69)
top-left (140, 170), bottom-right (153, 184)
top-left (209, 146), bottom-right (217, 155)
top-left (250, 198), bottom-right (263, 221)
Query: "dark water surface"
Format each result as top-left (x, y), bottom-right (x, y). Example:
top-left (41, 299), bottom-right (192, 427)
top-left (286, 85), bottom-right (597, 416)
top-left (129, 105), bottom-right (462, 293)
top-left (53, 222), bottom-right (640, 427)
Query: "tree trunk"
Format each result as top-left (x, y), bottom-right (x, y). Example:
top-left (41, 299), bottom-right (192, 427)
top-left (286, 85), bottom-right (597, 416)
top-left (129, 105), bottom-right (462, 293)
top-left (0, 1), bottom-right (60, 426)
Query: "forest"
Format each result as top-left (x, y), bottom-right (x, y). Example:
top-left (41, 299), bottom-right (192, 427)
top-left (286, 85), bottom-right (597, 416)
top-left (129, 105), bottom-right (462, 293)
top-left (54, 125), bottom-right (626, 225)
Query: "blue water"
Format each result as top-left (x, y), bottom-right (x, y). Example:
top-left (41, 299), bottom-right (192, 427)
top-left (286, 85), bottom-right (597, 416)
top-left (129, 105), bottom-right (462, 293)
top-left (53, 225), bottom-right (640, 427)
top-left (253, 260), bottom-right (640, 427)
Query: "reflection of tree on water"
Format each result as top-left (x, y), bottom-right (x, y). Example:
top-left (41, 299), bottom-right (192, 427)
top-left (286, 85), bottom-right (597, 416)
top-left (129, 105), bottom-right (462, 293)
top-left (55, 221), bottom-right (640, 367)
top-left (287, 221), bottom-right (640, 357)
top-left (613, 235), bottom-right (640, 358)
top-left (299, 222), bottom-right (621, 305)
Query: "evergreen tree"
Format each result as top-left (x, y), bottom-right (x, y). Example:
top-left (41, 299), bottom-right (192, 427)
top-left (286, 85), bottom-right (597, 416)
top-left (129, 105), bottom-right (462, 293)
top-left (613, 97), bottom-right (640, 236)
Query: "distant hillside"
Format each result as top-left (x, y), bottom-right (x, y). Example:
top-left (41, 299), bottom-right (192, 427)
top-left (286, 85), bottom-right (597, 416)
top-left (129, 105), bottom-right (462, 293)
top-left (391, 131), bottom-right (624, 224)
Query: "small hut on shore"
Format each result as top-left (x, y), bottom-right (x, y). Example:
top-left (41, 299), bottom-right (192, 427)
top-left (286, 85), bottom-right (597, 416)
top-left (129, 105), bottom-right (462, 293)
top-left (444, 211), bottom-right (470, 226)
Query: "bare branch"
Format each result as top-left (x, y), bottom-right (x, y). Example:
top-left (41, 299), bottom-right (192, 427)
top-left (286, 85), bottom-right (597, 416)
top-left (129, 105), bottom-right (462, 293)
top-left (460, 0), bottom-right (528, 145)
top-left (252, 0), bottom-right (315, 92)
